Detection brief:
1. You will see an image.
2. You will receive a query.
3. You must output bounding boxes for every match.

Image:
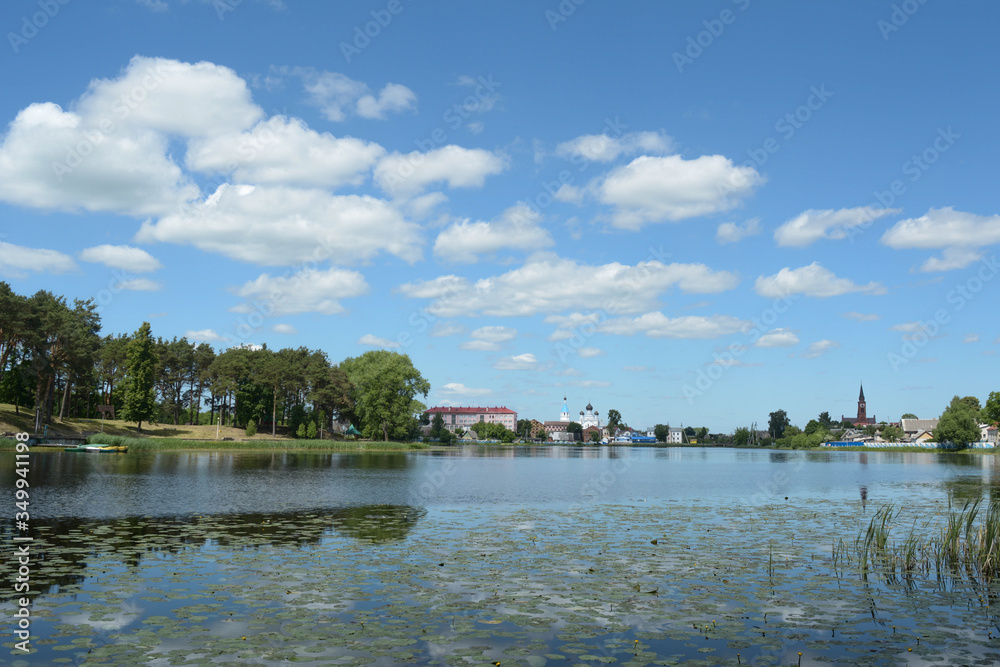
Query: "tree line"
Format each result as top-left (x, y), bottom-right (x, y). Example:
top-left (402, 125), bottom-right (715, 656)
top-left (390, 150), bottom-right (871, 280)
top-left (0, 283), bottom-right (429, 440)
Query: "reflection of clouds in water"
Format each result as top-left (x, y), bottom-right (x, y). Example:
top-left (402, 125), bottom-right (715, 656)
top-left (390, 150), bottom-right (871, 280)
top-left (61, 600), bottom-right (142, 631)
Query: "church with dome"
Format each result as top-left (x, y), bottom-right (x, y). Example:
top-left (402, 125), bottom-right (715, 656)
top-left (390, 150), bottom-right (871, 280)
top-left (543, 397), bottom-right (602, 440)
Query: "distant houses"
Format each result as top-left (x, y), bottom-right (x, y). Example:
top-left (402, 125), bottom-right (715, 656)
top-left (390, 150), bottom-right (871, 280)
top-left (424, 406), bottom-right (517, 434)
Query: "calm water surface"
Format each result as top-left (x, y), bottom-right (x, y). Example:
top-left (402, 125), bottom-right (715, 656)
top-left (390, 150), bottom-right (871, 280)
top-left (3, 446), bottom-right (1000, 665)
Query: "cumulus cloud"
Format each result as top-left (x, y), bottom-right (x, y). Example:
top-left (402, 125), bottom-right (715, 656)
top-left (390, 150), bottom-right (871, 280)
top-left (358, 334), bottom-right (401, 349)
top-left (755, 328), bottom-right (800, 348)
top-left (459, 326), bottom-right (517, 351)
top-left (79, 245), bottom-right (162, 273)
top-left (186, 116), bottom-right (385, 188)
top-left (493, 353), bottom-right (539, 370)
top-left (880, 207), bottom-right (1000, 272)
top-left (230, 267), bottom-right (369, 316)
top-left (430, 321), bottom-right (465, 337)
top-left (755, 263), bottom-right (886, 298)
top-left (800, 340), bottom-right (840, 358)
top-left (374, 145), bottom-right (508, 197)
top-left (434, 203), bottom-right (553, 263)
top-left (300, 70), bottom-right (416, 122)
top-left (716, 218), bottom-right (761, 244)
top-left (118, 278), bottom-right (161, 291)
top-left (774, 207), bottom-right (898, 247)
top-left (0, 56), bottom-right (264, 217)
top-left (0, 242), bottom-right (77, 278)
top-left (578, 347), bottom-right (604, 358)
top-left (555, 131), bottom-right (673, 163)
top-left (186, 329), bottom-right (229, 343)
top-left (136, 184), bottom-right (422, 266)
top-left (596, 154), bottom-right (764, 228)
top-left (272, 324), bottom-right (298, 334)
top-left (596, 313), bottom-right (747, 339)
top-left (399, 253), bottom-right (739, 318)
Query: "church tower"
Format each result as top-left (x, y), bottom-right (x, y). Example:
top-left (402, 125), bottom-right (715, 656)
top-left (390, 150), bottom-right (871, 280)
top-left (560, 396), bottom-right (570, 422)
top-left (857, 383), bottom-right (867, 423)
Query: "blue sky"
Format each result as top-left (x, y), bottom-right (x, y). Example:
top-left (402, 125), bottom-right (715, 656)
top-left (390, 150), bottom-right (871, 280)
top-left (1, 0), bottom-right (998, 432)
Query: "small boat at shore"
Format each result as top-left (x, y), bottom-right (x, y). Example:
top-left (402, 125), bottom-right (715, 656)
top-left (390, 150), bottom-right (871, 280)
top-left (64, 445), bottom-right (128, 453)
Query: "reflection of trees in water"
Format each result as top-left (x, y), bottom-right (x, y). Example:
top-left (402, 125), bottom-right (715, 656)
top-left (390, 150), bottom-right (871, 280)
top-left (0, 505), bottom-right (423, 602)
top-left (330, 505), bottom-right (426, 543)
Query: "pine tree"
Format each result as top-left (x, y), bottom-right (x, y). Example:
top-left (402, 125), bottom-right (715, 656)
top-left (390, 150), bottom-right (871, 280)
top-left (121, 322), bottom-right (157, 432)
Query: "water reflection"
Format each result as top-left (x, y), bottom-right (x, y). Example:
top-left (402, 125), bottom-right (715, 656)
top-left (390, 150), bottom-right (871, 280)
top-left (0, 504), bottom-right (424, 602)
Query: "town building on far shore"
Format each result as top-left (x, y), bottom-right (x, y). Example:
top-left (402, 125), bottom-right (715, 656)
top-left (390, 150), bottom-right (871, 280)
top-left (424, 406), bottom-right (517, 433)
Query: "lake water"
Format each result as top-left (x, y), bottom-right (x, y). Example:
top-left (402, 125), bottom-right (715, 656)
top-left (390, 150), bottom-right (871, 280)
top-left (3, 446), bottom-right (1000, 665)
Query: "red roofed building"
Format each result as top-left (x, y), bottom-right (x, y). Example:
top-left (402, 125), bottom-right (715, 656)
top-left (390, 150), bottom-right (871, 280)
top-left (425, 406), bottom-right (517, 433)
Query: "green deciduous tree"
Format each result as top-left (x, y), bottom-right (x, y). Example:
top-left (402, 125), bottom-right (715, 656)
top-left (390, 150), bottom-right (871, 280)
top-left (768, 410), bottom-right (790, 439)
top-left (653, 424), bottom-right (669, 442)
top-left (121, 322), bottom-right (157, 432)
top-left (606, 409), bottom-right (622, 434)
top-left (340, 350), bottom-right (430, 441)
top-left (933, 396), bottom-right (981, 449)
top-left (733, 427), bottom-right (751, 447)
top-left (901, 412), bottom-right (918, 420)
top-left (983, 392), bottom-right (1000, 427)
top-left (881, 424), bottom-right (903, 442)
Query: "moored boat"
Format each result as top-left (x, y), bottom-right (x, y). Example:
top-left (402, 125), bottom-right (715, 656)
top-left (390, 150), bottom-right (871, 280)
top-left (64, 445), bottom-right (128, 453)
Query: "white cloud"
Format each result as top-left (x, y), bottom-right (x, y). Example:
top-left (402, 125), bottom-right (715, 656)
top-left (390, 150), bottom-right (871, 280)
top-left (186, 329), bottom-right (229, 343)
top-left (578, 347), bottom-right (604, 358)
top-left (493, 353), bottom-right (539, 370)
top-left (356, 83), bottom-right (418, 119)
top-left (596, 154), bottom-right (763, 228)
top-left (358, 334), bottom-right (401, 349)
top-left (716, 218), bottom-right (761, 244)
top-left (843, 311), bottom-right (880, 322)
top-left (0, 56), bottom-right (264, 217)
top-left (459, 326), bottom-right (517, 351)
top-left (136, 184), bottom-right (422, 266)
top-left (555, 131), bottom-right (673, 163)
top-left (0, 102), bottom-right (198, 217)
top-left (231, 267), bottom-right (369, 316)
top-left (890, 321), bottom-right (926, 333)
top-left (374, 145), bottom-right (508, 197)
top-left (0, 242), bottom-right (77, 277)
top-left (300, 70), bottom-right (415, 122)
top-left (774, 207), bottom-right (898, 247)
top-left (119, 278), bottom-right (161, 291)
top-left (597, 312), bottom-right (747, 339)
top-left (918, 247), bottom-right (984, 273)
top-left (801, 340), bottom-right (840, 358)
top-left (755, 328), bottom-right (800, 348)
top-left (881, 208), bottom-right (1000, 272)
top-left (964, 333), bottom-right (979, 344)
top-left (430, 321), bottom-right (465, 337)
top-left (272, 324), bottom-right (298, 335)
top-left (554, 184), bottom-right (584, 204)
top-left (77, 56), bottom-right (262, 138)
top-left (186, 116), bottom-right (385, 188)
top-left (79, 245), bottom-right (162, 273)
top-left (881, 207), bottom-right (1000, 249)
top-left (438, 382), bottom-right (492, 398)
top-left (755, 263), bottom-right (886, 298)
top-left (399, 253), bottom-right (739, 318)
top-left (434, 203), bottom-right (553, 263)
